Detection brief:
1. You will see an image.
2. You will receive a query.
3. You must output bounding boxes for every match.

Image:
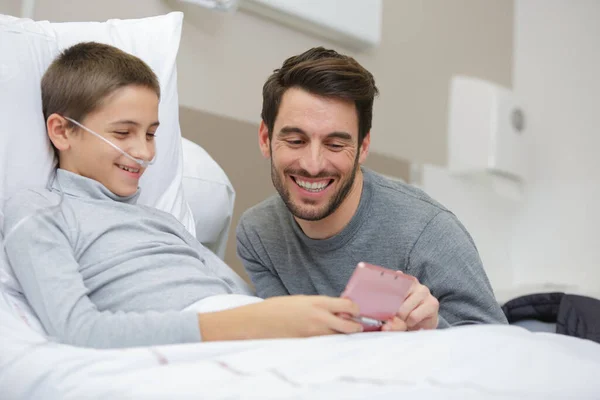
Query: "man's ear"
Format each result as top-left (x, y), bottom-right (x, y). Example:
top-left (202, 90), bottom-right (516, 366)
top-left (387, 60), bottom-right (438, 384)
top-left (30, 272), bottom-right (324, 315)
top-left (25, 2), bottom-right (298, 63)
top-left (46, 114), bottom-right (72, 152)
top-left (358, 132), bottom-right (371, 164)
top-left (258, 120), bottom-right (271, 159)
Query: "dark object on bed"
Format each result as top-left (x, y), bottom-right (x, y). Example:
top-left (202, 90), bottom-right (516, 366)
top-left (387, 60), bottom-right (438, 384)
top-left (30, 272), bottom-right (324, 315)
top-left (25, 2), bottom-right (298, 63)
top-left (502, 292), bottom-right (600, 344)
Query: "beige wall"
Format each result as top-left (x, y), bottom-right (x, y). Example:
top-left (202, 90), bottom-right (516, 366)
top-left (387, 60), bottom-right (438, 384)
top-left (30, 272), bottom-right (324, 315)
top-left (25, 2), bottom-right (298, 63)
top-left (4, 0), bottom-right (514, 166)
top-left (369, 0), bottom-right (513, 164)
top-left (0, 0), bottom-right (19, 16)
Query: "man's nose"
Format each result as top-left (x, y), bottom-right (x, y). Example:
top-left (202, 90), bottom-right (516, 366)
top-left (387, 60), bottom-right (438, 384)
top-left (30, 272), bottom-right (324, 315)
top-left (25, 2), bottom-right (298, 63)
top-left (298, 143), bottom-right (325, 176)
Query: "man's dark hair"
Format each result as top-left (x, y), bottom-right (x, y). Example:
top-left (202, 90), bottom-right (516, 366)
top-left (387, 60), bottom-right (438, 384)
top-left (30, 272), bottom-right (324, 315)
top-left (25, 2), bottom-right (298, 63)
top-left (261, 47), bottom-right (379, 145)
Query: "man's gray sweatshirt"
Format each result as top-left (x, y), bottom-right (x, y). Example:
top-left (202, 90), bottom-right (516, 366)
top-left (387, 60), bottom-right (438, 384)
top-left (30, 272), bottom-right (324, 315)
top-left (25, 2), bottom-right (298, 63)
top-left (237, 168), bottom-right (508, 328)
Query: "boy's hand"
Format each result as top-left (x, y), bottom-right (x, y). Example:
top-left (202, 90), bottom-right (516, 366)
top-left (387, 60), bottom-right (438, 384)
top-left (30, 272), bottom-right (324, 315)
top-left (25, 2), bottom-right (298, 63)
top-left (198, 295), bottom-right (364, 341)
top-left (383, 275), bottom-right (439, 331)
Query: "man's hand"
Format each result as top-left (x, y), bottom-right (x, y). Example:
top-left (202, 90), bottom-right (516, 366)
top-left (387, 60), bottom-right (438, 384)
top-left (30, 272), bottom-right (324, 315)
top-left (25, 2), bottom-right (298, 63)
top-left (382, 275), bottom-right (439, 332)
top-left (198, 295), bottom-right (364, 341)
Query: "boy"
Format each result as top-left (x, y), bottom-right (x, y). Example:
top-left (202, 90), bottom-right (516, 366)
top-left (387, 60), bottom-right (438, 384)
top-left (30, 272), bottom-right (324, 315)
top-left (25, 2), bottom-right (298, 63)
top-left (2, 42), bottom-right (366, 349)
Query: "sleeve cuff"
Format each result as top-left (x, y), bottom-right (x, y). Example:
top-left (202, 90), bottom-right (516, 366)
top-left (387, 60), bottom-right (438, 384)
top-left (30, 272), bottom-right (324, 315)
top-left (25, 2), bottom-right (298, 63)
top-left (181, 311), bottom-right (203, 342)
top-left (437, 315), bottom-right (451, 329)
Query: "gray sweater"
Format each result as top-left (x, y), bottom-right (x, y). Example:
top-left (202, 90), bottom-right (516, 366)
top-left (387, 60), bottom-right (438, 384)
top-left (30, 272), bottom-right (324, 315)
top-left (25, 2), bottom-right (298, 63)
top-left (237, 168), bottom-right (508, 328)
top-left (3, 169), bottom-right (252, 348)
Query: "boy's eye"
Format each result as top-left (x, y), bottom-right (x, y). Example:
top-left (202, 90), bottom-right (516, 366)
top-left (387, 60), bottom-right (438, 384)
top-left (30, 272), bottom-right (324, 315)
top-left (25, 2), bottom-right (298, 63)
top-left (146, 133), bottom-right (156, 140)
top-left (114, 131), bottom-right (129, 136)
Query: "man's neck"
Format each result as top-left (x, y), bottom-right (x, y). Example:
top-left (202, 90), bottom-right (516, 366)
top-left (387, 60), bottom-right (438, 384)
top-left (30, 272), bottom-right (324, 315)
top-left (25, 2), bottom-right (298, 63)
top-left (295, 169), bottom-right (364, 240)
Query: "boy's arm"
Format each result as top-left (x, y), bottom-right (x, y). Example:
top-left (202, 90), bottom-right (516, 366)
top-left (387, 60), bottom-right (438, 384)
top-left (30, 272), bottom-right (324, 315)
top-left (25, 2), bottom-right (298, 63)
top-left (3, 194), bottom-right (200, 349)
top-left (4, 194), bottom-right (362, 346)
top-left (236, 219), bottom-right (289, 298)
top-left (198, 295), bottom-right (364, 340)
top-left (407, 211), bottom-right (508, 327)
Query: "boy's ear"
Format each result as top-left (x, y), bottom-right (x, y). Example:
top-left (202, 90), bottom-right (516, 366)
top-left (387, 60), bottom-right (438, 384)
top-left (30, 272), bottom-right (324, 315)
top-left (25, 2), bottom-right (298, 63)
top-left (258, 120), bottom-right (271, 159)
top-left (46, 114), bottom-right (72, 152)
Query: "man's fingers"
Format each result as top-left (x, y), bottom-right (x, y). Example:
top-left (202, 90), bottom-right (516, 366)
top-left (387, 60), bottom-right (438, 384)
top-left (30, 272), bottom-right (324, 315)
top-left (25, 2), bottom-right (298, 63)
top-left (382, 316), bottom-right (408, 332)
top-left (397, 289), bottom-right (426, 320)
top-left (405, 299), bottom-right (438, 329)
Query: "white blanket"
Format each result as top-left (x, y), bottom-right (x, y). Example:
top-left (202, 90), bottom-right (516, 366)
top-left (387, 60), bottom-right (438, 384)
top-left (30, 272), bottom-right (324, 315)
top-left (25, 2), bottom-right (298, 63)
top-left (2, 290), bottom-right (600, 400)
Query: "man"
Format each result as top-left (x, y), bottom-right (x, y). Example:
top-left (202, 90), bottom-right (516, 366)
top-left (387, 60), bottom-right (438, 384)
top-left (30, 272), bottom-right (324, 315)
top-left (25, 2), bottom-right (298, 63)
top-left (236, 47), bottom-right (508, 330)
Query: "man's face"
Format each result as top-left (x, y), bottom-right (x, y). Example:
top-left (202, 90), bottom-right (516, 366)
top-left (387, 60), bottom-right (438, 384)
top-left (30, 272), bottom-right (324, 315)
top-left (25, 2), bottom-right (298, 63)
top-left (259, 87), bottom-right (370, 221)
top-left (58, 85), bottom-right (160, 197)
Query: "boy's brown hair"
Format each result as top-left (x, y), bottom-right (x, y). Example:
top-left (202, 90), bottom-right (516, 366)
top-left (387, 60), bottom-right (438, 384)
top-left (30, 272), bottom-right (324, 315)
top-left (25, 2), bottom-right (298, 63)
top-left (41, 42), bottom-right (160, 159)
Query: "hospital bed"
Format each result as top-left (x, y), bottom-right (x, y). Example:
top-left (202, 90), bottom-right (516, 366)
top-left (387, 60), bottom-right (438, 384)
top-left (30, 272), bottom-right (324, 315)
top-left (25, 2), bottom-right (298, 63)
top-left (1, 12), bottom-right (599, 400)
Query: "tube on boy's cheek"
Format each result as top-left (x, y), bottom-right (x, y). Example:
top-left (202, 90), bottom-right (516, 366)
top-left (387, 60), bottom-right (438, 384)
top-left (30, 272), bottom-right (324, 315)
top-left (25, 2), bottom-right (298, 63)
top-left (64, 117), bottom-right (156, 168)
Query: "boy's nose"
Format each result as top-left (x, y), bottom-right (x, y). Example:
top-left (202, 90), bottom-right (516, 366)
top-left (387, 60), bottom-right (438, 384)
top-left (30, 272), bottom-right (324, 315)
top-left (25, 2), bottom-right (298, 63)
top-left (128, 138), bottom-right (155, 163)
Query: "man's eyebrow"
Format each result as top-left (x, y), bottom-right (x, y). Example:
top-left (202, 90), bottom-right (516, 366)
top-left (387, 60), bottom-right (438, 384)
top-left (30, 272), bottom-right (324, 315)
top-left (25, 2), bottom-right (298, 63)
top-left (325, 132), bottom-right (352, 141)
top-left (109, 120), bottom-right (160, 127)
top-left (278, 126), bottom-right (307, 136)
top-left (278, 126), bottom-right (353, 141)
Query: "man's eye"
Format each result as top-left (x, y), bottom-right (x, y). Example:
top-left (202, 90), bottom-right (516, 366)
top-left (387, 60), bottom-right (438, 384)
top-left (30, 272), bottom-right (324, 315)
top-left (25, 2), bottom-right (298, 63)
top-left (287, 140), bottom-right (304, 146)
top-left (327, 143), bottom-right (344, 150)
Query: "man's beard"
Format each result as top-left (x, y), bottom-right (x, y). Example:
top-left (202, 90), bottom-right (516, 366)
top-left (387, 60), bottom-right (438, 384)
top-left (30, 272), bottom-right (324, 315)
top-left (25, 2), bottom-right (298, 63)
top-left (271, 152), bottom-right (360, 221)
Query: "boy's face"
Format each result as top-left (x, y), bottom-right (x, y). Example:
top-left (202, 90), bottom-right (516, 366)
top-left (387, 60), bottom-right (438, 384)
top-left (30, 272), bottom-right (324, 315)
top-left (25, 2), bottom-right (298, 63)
top-left (59, 85), bottom-right (159, 197)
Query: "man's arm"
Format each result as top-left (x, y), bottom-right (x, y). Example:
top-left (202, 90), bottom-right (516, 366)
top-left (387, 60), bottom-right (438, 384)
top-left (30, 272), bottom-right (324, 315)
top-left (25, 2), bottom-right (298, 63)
top-left (236, 219), bottom-right (289, 298)
top-left (407, 211), bottom-right (508, 327)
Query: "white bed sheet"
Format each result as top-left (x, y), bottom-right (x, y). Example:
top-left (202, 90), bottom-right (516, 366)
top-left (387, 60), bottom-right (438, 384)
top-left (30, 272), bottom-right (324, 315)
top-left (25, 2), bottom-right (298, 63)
top-left (2, 289), bottom-right (600, 400)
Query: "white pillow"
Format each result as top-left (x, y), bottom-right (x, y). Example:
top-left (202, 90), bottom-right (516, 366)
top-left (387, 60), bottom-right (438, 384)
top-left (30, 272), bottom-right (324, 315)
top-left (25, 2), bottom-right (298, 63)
top-left (182, 137), bottom-right (235, 260)
top-left (0, 12), bottom-right (194, 292)
top-left (0, 15), bottom-right (56, 212)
